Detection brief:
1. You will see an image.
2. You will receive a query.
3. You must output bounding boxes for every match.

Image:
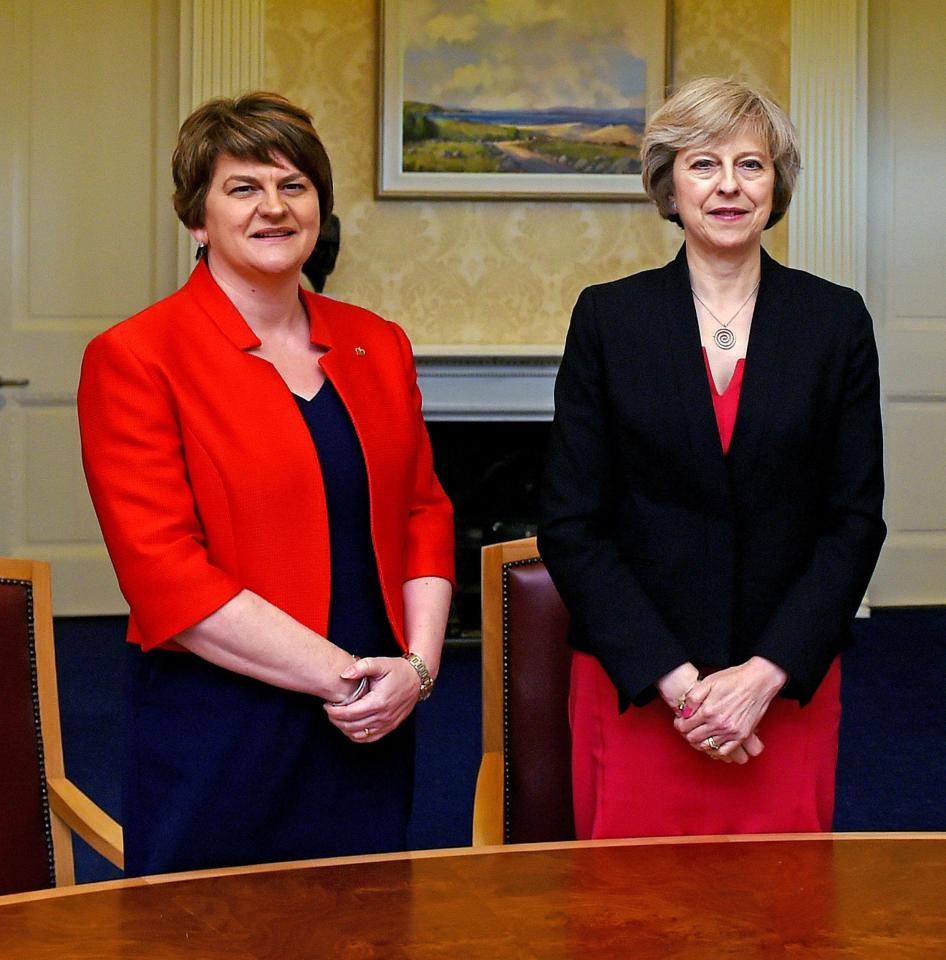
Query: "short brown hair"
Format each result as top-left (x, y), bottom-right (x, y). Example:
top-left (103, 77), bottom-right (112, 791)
top-left (172, 91), bottom-right (333, 229)
top-left (641, 77), bottom-right (800, 230)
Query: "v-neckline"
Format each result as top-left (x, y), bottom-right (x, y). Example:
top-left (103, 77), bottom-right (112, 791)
top-left (702, 347), bottom-right (746, 397)
top-left (292, 379), bottom-right (330, 405)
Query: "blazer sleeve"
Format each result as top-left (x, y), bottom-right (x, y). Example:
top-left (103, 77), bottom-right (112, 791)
top-left (391, 322), bottom-right (456, 586)
top-left (78, 332), bottom-right (242, 648)
top-left (753, 294), bottom-right (886, 700)
top-left (538, 288), bottom-right (691, 710)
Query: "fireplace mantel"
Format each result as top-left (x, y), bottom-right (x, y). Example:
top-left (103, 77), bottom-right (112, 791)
top-left (415, 348), bottom-right (561, 421)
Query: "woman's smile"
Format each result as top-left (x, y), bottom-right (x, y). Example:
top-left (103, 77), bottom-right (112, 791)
top-left (707, 206), bottom-right (751, 220)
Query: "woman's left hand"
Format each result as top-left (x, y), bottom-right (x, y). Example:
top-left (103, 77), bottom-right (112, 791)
top-left (674, 656), bottom-right (788, 759)
top-left (323, 656), bottom-right (421, 743)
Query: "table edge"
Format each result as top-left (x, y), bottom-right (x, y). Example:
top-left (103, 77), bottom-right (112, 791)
top-left (3, 831), bottom-right (943, 907)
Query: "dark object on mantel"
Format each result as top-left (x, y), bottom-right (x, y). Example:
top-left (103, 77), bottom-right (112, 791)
top-left (427, 420), bottom-right (551, 639)
top-left (302, 213), bottom-right (341, 292)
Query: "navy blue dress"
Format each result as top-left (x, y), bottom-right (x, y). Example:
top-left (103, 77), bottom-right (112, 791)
top-left (122, 379), bottom-right (414, 876)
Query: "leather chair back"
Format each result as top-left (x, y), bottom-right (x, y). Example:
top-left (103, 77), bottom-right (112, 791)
top-left (475, 537), bottom-right (574, 845)
top-left (0, 557), bottom-right (123, 893)
top-left (0, 573), bottom-right (58, 893)
top-left (503, 556), bottom-right (575, 843)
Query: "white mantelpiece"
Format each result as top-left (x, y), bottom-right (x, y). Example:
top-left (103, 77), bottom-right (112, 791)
top-left (415, 350), bottom-right (561, 421)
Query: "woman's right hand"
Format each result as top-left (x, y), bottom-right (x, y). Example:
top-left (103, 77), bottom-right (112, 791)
top-left (657, 661), bottom-right (766, 764)
top-left (674, 657), bottom-right (786, 763)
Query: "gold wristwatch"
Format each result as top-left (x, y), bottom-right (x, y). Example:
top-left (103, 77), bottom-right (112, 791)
top-left (403, 652), bottom-right (434, 701)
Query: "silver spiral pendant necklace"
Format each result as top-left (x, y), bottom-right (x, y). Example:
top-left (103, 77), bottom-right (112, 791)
top-left (691, 280), bottom-right (761, 351)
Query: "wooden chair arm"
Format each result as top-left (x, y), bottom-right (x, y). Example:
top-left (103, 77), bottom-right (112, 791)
top-left (472, 751), bottom-right (504, 847)
top-left (47, 776), bottom-right (125, 870)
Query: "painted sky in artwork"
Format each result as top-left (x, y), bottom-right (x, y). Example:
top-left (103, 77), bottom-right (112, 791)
top-left (400, 0), bottom-right (654, 111)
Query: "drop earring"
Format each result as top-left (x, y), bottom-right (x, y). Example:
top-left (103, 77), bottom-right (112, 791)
top-left (195, 242), bottom-right (208, 261)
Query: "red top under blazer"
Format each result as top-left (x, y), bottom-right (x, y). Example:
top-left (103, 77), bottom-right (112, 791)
top-left (78, 261), bottom-right (455, 652)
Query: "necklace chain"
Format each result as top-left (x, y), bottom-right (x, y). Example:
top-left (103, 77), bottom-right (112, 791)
top-left (691, 280), bottom-right (760, 351)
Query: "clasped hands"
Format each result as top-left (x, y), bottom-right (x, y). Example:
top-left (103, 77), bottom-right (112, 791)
top-left (657, 657), bottom-right (788, 765)
top-left (323, 655), bottom-right (422, 744)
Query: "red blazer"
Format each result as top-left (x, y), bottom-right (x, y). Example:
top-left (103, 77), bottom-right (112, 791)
top-left (78, 261), bottom-right (454, 652)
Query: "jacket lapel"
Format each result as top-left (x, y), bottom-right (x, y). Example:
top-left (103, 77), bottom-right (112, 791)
top-left (726, 248), bottom-right (789, 478)
top-left (662, 247), bottom-right (733, 510)
top-left (307, 293), bottom-right (374, 449)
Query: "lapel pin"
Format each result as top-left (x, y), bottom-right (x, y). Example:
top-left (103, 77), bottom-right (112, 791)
top-left (355, 346), bottom-right (366, 356)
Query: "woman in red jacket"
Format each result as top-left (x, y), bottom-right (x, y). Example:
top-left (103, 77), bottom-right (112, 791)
top-left (78, 92), bottom-right (454, 875)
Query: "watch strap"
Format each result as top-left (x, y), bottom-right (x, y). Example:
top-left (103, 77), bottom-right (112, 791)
top-left (403, 652), bottom-right (434, 701)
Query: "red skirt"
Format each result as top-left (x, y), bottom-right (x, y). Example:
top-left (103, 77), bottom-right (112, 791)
top-left (570, 652), bottom-right (842, 839)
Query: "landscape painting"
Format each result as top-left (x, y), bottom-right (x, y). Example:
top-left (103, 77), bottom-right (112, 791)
top-left (378, 0), bottom-right (668, 199)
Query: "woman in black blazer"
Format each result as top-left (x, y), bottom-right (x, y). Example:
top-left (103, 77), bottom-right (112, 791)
top-left (538, 77), bottom-right (885, 838)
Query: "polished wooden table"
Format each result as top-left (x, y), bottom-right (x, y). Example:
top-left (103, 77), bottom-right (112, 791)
top-left (0, 834), bottom-right (943, 958)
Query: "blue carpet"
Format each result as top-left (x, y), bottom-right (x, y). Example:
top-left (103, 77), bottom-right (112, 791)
top-left (835, 608), bottom-right (946, 830)
top-left (54, 609), bottom-right (945, 884)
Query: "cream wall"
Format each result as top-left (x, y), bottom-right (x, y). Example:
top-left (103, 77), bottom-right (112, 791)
top-left (265, 0), bottom-right (789, 346)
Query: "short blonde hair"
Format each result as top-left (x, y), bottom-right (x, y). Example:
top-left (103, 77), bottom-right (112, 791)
top-left (641, 77), bottom-right (800, 229)
top-left (172, 91), bottom-right (333, 230)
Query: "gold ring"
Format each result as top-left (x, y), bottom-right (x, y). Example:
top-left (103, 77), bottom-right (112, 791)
top-left (677, 683), bottom-right (695, 713)
top-left (363, 727), bottom-right (371, 738)
top-left (704, 736), bottom-right (720, 751)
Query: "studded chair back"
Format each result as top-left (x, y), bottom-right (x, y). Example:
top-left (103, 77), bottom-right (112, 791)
top-left (0, 557), bottom-right (123, 894)
top-left (0, 560), bottom-right (67, 893)
top-left (474, 538), bottom-right (575, 845)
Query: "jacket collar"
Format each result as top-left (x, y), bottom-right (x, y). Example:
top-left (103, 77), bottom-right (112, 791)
top-left (185, 259), bottom-right (336, 352)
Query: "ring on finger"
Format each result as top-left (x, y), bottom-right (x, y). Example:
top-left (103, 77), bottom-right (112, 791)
top-left (363, 727), bottom-right (371, 738)
top-left (676, 683), bottom-right (695, 713)
top-left (703, 735), bottom-right (721, 751)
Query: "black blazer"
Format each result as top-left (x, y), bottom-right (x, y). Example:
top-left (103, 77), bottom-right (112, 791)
top-left (538, 246), bottom-right (886, 711)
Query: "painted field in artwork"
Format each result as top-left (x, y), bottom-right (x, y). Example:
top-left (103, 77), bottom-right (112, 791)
top-left (402, 103), bottom-right (643, 174)
top-left (400, 1), bottom-right (653, 175)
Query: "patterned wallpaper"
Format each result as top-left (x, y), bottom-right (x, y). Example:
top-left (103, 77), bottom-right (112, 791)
top-left (266, 0), bottom-right (789, 346)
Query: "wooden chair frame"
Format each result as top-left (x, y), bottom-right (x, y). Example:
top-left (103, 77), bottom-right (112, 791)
top-left (0, 557), bottom-right (124, 886)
